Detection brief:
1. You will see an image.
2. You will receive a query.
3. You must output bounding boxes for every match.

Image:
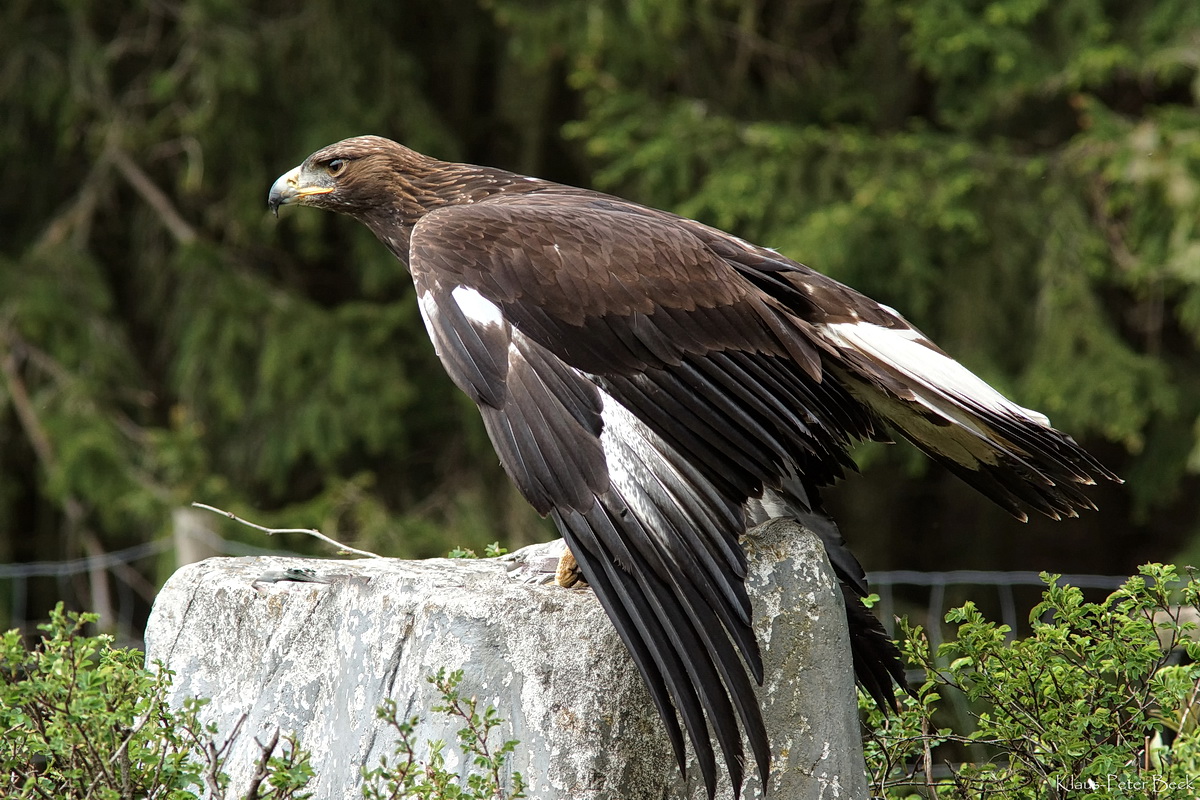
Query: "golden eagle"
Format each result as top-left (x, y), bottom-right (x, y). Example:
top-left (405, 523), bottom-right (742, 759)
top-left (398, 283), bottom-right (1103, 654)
top-left (269, 136), bottom-right (1117, 797)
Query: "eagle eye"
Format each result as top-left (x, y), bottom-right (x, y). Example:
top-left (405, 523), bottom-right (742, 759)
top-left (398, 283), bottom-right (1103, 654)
top-left (326, 158), bottom-right (347, 176)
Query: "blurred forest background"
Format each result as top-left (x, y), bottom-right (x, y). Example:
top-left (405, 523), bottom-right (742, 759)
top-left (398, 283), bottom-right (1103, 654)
top-left (3, 0), bottom-right (1200, 646)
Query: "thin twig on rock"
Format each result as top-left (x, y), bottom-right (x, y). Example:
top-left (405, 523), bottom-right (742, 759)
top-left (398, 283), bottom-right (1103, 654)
top-left (191, 502), bottom-right (383, 559)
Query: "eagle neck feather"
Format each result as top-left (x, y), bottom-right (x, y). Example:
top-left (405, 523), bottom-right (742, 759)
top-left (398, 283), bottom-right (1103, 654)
top-left (362, 161), bottom-right (545, 262)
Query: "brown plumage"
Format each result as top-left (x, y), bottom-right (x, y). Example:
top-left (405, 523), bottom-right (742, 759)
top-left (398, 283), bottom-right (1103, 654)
top-left (269, 136), bottom-right (1119, 797)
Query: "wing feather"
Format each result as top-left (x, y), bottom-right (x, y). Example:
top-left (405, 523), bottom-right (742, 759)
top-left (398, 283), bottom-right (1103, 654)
top-left (555, 508), bottom-right (718, 790)
top-left (413, 265), bottom-right (774, 796)
top-left (710, 236), bottom-right (1120, 519)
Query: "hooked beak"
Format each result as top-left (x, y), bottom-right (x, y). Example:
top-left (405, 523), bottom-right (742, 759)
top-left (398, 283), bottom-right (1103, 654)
top-left (268, 164), bottom-right (335, 217)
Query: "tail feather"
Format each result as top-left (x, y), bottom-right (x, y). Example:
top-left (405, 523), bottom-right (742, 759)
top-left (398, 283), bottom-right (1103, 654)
top-left (750, 484), bottom-right (909, 708)
top-left (819, 318), bottom-right (1120, 521)
top-left (843, 590), bottom-right (906, 711)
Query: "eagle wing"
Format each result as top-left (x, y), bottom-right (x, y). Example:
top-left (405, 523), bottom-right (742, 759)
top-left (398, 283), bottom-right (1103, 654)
top-left (695, 236), bottom-right (1121, 520)
top-left (408, 194), bottom-right (878, 794)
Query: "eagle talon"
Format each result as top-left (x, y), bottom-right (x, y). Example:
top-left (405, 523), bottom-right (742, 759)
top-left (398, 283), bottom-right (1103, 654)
top-left (554, 548), bottom-right (586, 588)
top-left (500, 539), bottom-right (576, 585)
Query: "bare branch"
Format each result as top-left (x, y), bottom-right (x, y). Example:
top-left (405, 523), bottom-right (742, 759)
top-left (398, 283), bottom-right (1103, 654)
top-left (109, 147), bottom-right (197, 245)
top-left (200, 712), bottom-right (249, 800)
top-left (244, 727), bottom-right (281, 800)
top-left (34, 154), bottom-right (108, 252)
top-left (920, 712), bottom-right (940, 800)
top-left (0, 329), bottom-right (116, 624)
top-left (191, 502), bottom-right (383, 559)
top-left (0, 331), bottom-right (59, 473)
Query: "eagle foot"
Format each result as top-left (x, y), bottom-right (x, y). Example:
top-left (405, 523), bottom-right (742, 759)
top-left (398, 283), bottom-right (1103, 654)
top-left (501, 538), bottom-right (580, 586)
top-left (553, 548), bottom-right (585, 588)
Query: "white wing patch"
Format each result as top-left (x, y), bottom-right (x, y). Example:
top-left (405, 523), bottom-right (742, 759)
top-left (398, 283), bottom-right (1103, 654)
top-left (594, 385), bottom-right (746, 593)
top-left (597, 388), bottom-right (679, 546)
top-left (822, 321), bottom-right (1051, 428)
top-left (450, 285), bottom-right (505, 328)
top-left (415, 288), bottom-right (442, 355)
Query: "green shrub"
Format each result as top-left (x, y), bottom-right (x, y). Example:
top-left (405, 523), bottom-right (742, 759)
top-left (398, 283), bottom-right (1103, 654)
top-left (1, 606), bottom-right (524, 800)
top-left (863, 564), bottom-right (1200, 798)
top-left (0, 604), bottom-right (313, 799)
top-left (362, 668), bottom-right (526, 800)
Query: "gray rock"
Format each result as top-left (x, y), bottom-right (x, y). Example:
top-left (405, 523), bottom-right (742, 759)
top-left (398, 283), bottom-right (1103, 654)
top-left (144, 518), bottom-right (867, 799)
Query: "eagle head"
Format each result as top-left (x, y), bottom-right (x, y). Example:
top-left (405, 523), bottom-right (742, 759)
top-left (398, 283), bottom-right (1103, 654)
top-left (268, 135), bottom-right (431, 219)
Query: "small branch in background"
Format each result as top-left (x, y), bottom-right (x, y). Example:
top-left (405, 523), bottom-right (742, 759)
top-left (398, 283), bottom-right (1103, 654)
top-left (1, 330), bottom-right (115, 629)
top-left (191, 502), bottom-right (383, 559)
top-left (0, 333), bottom-right (58, 472)
top-left (80, 531), bottom-right (116, 636)
top-left (109, 146), bottom-right (197, 245)
top-left (35, 153), bottom-right (107, 252)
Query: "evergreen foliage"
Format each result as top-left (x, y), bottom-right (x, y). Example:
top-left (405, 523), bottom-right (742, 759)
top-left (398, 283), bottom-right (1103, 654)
top-left (3, 1), bottom-right (1198, 628)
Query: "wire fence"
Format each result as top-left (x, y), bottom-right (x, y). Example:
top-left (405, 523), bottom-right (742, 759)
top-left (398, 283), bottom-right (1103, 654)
top-left (869, 568), bottom-right (1131, 646)
top-left (0, 521), bottom-right (302, 649)
top-left (0, 528), bottom-right (1134, 652)
top-left (1, 538), bottom-right (170, 647)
